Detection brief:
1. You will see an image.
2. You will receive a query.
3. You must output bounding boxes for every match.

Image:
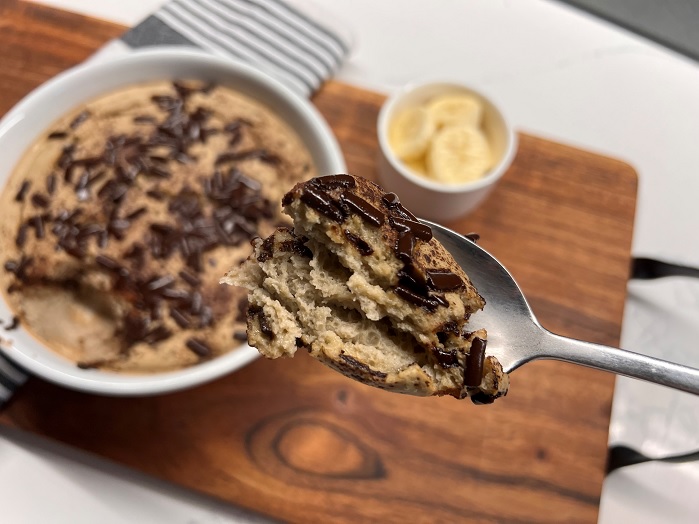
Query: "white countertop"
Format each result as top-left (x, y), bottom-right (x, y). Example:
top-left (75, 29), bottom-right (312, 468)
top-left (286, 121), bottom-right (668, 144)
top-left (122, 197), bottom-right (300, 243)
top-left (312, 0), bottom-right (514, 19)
top-left (2, 0), bottom-right (698, 522)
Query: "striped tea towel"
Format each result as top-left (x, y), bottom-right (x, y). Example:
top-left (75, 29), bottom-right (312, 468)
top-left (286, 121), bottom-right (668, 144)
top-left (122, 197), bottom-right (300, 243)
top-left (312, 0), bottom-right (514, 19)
top-left (0, 0), bottom-right (351, 406)
top-left (121, 0), bottom-right (352, 97)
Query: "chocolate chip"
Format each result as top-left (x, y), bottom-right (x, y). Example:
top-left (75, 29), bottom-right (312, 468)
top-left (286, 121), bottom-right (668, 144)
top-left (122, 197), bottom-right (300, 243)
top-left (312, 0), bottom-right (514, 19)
top-left (394, 285), bottom-right (440, 311)
top-left (343, 230), bottom-right (373, 256)
top-left (395, 232), bottom-right (415, 264)
top-left (432, 347), bottom-right (460, 368)
top-left (233, 331), bottom-right (247, 341)
top-left (464, 337), bottom-right (487, 388)
top-left (250, 306), bottom-right (274, 339)
top-left (426, 270), bottom-right (463, 291)
top-left (470, 392), bottom-right (495, 405)
top-left (48, 131), bottom-right (68, 140)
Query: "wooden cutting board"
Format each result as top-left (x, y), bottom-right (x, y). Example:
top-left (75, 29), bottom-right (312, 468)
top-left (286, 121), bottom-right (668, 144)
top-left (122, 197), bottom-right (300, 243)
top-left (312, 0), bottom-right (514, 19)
top-left (0, 1), bottom-right (637, 522)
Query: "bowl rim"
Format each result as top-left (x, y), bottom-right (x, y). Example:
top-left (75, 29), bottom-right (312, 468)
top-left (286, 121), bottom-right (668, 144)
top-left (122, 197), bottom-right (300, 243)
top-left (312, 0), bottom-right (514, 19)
top-left (0, 47), bottom-right (346, 395)
top-left (377, 79), bottom-right (517, 193)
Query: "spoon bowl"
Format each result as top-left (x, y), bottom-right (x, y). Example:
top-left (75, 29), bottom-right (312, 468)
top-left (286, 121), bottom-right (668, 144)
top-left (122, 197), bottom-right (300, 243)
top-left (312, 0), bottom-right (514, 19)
top-left (425, 220), bottom-right (699, 395)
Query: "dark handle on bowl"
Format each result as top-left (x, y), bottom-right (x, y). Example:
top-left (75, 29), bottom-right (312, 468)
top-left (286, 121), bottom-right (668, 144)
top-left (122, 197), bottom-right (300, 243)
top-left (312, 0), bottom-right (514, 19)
top-left (0, 353), bottom-right (29, 407)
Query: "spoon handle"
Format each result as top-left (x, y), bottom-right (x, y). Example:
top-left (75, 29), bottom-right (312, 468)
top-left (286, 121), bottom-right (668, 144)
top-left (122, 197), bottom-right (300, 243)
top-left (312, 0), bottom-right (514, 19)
top-left (539, 331), bottom-right (699, 395)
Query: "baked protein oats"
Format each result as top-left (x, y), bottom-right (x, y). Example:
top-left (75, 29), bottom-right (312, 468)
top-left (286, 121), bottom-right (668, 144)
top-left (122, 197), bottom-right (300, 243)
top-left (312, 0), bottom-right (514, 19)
top-left (222, 175), bottom-right (509, 403)
top-left (0, 80), bottom-right (316, 373)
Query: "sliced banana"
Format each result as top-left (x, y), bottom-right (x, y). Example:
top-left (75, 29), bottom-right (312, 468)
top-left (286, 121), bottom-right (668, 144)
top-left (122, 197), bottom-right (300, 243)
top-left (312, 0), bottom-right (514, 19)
top-left (427, 126), bottom-right (492, 184)
top-left (402, 156), bottom-right (428, 177)
top-left (427, 94), bottom-right (483, 129)
top-left (388, 106), bottom-right (435, 161)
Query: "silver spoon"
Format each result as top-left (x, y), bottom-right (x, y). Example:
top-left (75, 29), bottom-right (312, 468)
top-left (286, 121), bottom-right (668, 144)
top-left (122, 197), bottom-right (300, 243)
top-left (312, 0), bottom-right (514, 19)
top-left (424, 220), bottom-right (699, 395)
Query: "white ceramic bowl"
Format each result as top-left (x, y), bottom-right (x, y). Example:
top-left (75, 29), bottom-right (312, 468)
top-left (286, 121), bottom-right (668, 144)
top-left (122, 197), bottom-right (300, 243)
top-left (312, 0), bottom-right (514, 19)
top-left (0, 48), bottom-right (345, 396)
top-left (377, 81), bottom-right (516, 223)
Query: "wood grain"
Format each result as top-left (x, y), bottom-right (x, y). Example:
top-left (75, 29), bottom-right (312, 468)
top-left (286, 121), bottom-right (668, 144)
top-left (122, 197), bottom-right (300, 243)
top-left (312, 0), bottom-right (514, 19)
top-left (0, 2), bottom-right (637, 522)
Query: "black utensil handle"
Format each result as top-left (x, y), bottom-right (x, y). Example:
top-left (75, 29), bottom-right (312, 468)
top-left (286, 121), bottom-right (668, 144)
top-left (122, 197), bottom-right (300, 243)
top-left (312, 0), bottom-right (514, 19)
top-left (631, 257), bottom-right (699, 280)
top-left (0, 353), bottom-right (29, 408)
top-left (607, 444), bottom-right (699, 474)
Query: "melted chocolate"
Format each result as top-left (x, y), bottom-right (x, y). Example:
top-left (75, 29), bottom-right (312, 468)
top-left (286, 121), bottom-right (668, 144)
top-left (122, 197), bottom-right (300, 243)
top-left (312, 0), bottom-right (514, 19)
top-left (394, 285), bottom-right (440, 311)
top-left (257, 235), bottom-right (275, 262)
top-left (300, 186), bottom-right (346, 222)
top-left (464, 232), bottom-right (480, 243)
top-left (382, 192), bottom-right (400, 207)
top-left (343, 230), bottom-right (373, 255)
top-left (310, 174), bottom-right (356, 189)
top-left (432, 347), bottom-right (460, 368)
top-left (464, 337), bottom-right (487, 387)
top-left (395, 232), bottom-right (415, 263)
top-left (389, 216), bottom-right (432, 241)
top-left (250, 306), bottom-right (275, 339)
top-left (340, 192), bottom-right (385, 227)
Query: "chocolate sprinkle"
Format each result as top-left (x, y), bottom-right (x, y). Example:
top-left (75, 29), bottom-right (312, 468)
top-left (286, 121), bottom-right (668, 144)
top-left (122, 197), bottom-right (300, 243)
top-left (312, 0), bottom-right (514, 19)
top-left (179, 270), bottom-right (201, 287)
top-left (14, 181), bottom-right (31, 202)
top-left (15, 224), bottom-right (28, 248)
top-left (186, 338), bottom-right (212, 358)
top-left (48, 131), bottom-right (68, 140)
top-left (69, 110), bottom-right (90, 130)
top-left (30, 193), bottom-right (49, 208)
top-left (170, 308), bottom-right (191, 328)
top-left (46, 174), bottom-right (57, 195)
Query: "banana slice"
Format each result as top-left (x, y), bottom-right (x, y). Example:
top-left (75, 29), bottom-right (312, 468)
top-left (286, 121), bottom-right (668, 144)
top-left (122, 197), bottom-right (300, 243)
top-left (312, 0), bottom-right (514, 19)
top-left (427, 126), bottom-right (492, 184)
top-left (402, 156), bottom-right (428, 177)
top-left (389, 106), bottom-right (435, 161)
top-left (428, 94), bottom-right (483, 129)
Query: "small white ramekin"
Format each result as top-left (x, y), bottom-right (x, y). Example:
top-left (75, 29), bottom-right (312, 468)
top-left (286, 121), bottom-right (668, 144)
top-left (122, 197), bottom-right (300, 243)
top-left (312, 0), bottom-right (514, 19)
top-left (377, 81), bottom-right (517, 223)
top-left (0, 48), bottom-right (345, 396)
